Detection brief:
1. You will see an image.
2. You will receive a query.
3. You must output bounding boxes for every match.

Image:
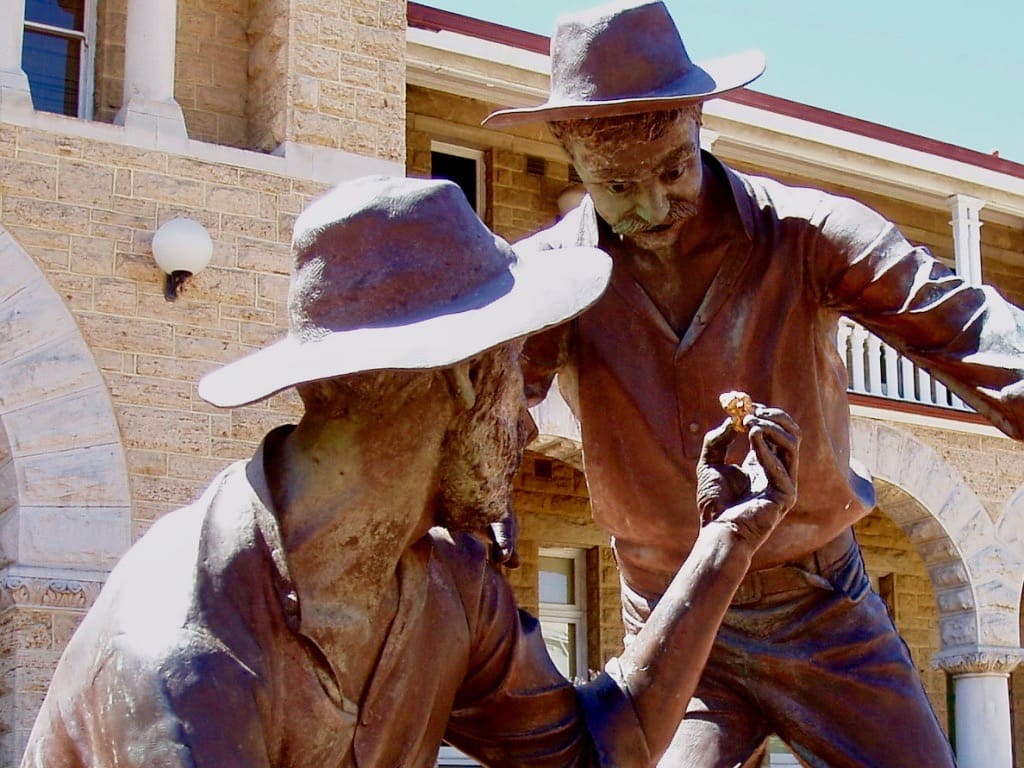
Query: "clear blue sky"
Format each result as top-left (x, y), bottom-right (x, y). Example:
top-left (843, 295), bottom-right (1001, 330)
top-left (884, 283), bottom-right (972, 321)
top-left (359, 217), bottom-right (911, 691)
top-left (424, 0), bottom-right (1024, 164)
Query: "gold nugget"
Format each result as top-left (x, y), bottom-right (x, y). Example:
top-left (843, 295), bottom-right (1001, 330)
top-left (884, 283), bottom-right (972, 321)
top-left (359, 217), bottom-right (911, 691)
top-left (719, 391), bottom-right (754, 431)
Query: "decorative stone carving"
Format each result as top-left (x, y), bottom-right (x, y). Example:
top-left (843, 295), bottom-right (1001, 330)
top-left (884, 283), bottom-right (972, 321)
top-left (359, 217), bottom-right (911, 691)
top-left (0, 573), bottom-right (102, 611)
top-left (933, 646), bottom-right (1024, 675)
top-left (41, 581), bottom-right (88, 609)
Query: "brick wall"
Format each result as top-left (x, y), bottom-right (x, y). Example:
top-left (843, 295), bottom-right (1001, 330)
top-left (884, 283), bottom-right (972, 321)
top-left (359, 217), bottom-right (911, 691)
top-left (855, 508), bottom-right (948, 730)
top-left (507, 452), bottom-right (624, 672)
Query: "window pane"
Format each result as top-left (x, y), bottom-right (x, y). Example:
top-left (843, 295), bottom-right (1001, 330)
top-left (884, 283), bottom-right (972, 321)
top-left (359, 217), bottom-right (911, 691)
top-left (25, 0), bottom-right (85, 31)
top-left (538, 555), bottom-right (575, 604)
top-left (23, 29), bottom-right (81, 116)
top-left (539, 619), bottom-right (577, 679)
top-left (431, 152), bottom-right (478, 212)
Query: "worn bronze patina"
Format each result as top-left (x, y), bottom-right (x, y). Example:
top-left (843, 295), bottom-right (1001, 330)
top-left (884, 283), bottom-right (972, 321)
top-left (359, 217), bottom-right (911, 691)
top-left (22, 176), bottom-right (800, 767)
top-left (486, 1), bottom-right (1024, 765)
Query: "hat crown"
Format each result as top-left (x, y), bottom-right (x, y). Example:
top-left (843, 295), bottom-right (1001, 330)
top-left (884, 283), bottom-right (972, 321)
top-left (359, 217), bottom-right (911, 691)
top-left (551, 0), bottom-right (693, 105)
top-left (288, 176), bottom-right (514, 339)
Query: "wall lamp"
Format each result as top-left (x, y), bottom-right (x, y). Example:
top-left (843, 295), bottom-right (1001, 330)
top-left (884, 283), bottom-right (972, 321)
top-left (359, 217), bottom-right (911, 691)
top-left (151, 218), bottom-right (213, 301)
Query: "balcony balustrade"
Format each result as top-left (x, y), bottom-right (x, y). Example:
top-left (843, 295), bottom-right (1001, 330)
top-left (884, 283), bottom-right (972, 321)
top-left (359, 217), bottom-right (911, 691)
top-left (836, 317), bottom-right (971, 412)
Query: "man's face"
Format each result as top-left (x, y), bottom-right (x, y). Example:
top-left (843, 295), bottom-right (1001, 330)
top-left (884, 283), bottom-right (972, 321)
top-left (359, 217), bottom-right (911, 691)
top-left (438, 341), bottom-right (533, 531)
top-left (568, 112), bottom-right (703, 252)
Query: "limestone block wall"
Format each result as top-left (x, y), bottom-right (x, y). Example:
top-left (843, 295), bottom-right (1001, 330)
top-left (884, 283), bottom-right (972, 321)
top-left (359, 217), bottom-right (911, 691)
top-left (0, 122), bottom-right (345, 758)
top-left (0, 125), bottom-right (330, 534)
top-left (176, 0), bottom-right (250, 148)
top-left (94, 0), bottom-right (249, 148)
top-left (406, 86), bottom-right (570, 242)
top-left (251, 0), bottom-right (406, 158)
top-left (93, 0), bottom-right (405, 155)
top-left (93, 0), bottom-right (126, 124)
top-left (247, 0), bottom-right (291, 151)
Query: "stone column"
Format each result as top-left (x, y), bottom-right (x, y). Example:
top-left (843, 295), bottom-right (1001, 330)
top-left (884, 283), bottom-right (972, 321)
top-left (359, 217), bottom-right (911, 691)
top-left (934, 647), bottom-right (1024, 768)
top-left (946, 194), bottom-right (986, 286)
top-left (114, 0), bottom-right (188, 144)
top-left (0, 0), bottom-right (34, 117)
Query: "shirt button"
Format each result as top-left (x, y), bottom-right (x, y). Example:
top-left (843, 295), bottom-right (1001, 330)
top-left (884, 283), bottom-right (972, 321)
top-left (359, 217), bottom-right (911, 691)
top-left (688, 422), bottom-right (700, 434)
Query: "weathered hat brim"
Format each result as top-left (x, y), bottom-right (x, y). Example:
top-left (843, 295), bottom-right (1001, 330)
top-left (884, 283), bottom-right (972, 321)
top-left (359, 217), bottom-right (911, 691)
top-left (483, 49), bottom-right (765, 128)
top-left (198, 245), bottom-right (611, 408)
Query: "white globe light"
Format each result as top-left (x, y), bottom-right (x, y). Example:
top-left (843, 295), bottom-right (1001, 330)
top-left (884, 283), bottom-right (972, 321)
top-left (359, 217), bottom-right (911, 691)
top-left (151, 218), bottom-right (213, 276)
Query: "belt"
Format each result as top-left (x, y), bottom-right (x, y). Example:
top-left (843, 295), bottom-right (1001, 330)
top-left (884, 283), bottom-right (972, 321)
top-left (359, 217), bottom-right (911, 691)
top-left (731, 528), bottom-right (856, 606)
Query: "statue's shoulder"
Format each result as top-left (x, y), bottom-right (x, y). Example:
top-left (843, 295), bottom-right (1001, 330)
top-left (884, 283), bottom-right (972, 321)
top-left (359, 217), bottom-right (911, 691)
top-left (723, 158), bottom-right (867, 231)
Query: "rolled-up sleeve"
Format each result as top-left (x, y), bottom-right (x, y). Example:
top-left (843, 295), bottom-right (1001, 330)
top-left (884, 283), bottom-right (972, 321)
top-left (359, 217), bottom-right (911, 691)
top-left (446, 562), bottom-right (649, 768)
top-left (812, 195), bottom-right (1024, 439)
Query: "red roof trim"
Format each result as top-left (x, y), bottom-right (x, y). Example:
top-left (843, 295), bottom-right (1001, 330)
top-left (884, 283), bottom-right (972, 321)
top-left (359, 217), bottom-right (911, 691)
top-left (408, 3), bottom-right (1024, 179)
top-left (408, 3), bottom-right (549, 56)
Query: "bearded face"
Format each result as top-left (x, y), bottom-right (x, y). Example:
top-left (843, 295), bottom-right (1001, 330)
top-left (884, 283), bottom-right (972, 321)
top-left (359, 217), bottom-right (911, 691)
top-left (437, 342), bottom-right (531, 532)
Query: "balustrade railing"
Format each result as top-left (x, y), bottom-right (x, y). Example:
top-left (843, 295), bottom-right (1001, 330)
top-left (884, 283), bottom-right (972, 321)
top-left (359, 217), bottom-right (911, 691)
top-left (836, 318), bottom-right (971, 412)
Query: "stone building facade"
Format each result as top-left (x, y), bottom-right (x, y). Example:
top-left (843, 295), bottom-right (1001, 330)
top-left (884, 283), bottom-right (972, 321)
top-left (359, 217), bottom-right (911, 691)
top-left (2, 1), bottom-right (1024, 766)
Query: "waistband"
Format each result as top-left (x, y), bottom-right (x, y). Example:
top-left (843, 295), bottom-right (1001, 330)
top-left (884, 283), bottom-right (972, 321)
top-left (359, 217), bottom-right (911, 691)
top-left (730, 527), bottom-right (857, 606)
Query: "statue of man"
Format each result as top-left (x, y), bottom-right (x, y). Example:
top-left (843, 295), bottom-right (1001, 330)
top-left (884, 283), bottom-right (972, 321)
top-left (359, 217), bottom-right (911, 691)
top-left (22, 176), bottom-right (799, 768)
top-left (485, 2), bottom-right (1024, 765)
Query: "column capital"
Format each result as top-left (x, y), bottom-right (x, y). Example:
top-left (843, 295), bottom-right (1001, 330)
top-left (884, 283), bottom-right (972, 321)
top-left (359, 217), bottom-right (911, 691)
top-left (945, 193), bottom-right (987, 216)
top-left (933, 645), bottom-right (1024, 675)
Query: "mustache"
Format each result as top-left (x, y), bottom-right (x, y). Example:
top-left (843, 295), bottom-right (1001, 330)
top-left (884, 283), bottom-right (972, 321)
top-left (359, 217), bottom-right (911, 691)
top-left (613, 199), bottom-right (699, 236)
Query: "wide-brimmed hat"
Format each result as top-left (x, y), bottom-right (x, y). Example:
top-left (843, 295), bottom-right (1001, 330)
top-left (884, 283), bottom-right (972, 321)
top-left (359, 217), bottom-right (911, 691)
top-left (483, 0), bottom-right (764, 127)
top-left (198, 176), bottom-right (611, 408)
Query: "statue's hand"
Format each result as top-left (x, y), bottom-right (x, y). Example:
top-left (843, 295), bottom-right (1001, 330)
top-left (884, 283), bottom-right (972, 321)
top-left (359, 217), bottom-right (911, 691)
top-left (488, 505), bottom-right (520, 568)
top-left (696, 418), bottom-right (751, 525)
top-left (700, 406), bottom-right (800, 551)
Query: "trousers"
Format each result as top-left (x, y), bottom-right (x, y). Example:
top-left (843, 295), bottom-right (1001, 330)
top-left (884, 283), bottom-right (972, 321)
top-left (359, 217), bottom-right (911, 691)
top-left (621, 530), bottom-right (958, 768)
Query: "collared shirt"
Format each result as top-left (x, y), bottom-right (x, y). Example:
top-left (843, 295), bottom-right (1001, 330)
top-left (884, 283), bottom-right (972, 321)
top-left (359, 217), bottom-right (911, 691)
top-left (22, 428), bottom-right (646, 768)
top-left (521, 154), bottom-right (1024, 596)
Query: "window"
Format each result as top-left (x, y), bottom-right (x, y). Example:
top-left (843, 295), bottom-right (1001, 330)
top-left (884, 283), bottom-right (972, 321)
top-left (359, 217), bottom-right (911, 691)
top-left (762, 737), bottom-right (800, 766)
top-left (431, 141), bottom-right (486, 217)
top-left (437, 745), bottom-right (478, 767)
top-left (22, 0), bottom-right (95, 117)
top-left (538, 547), bottom-right (587, 680)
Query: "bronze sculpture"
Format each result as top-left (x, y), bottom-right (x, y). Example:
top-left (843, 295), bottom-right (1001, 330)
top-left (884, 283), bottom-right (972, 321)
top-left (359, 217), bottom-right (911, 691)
top-left (485, 1), bottom-right (1024, 765)
top-left (22, 176), bottom-right (800, 767)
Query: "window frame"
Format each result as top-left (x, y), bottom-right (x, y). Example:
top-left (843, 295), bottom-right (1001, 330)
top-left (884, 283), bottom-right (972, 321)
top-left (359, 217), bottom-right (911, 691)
top-left (22, 0), bottom-right (97, 119)
top-left (430, 140), bottom-right (487, 219)
top-left (537, 546), bottom-right (588, 681)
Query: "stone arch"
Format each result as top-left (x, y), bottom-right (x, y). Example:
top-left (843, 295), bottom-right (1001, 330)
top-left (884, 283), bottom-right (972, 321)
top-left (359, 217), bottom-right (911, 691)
top-left (995, 486), bottom-right (1024, 621)
top-left (0, 226), bottom-right (131, 581)
top-left (851, 417), bottom-right (1020, 652)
